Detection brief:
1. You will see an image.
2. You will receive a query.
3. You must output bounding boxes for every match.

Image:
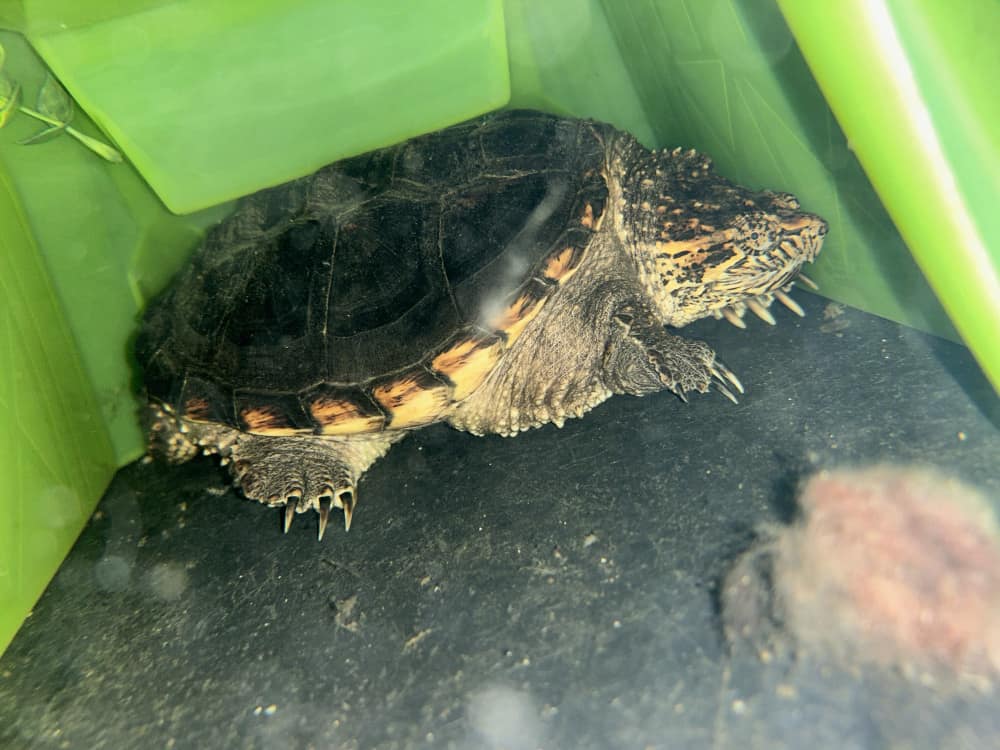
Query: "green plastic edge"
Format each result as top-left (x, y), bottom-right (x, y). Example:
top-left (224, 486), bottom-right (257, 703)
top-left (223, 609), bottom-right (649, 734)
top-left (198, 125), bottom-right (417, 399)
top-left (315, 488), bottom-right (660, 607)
top-left (503, 0), bottom-right (656, 145)
top-left (0, 160), bottom-right (116, 658)
top-left (0, 0), bottom-right (175, 33)
top-left (777, 0), bottom-right (1000, 392)
top-left (24, 0), bottom-right (511, 214)
top-left (0, 31), bottom-right (229, 658)
top-left (0, 33), bottom-right (231, 465)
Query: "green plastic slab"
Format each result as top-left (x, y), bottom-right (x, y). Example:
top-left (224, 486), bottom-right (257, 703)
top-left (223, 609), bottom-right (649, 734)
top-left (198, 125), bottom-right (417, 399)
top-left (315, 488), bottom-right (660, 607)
top-left (18, 0), bottom-right (510, 214)
top-left (0, 168), bottom-right (115, 663)
top-left (503, 0), bottom-right (656, 145)
top-left (0, 169), bottom-right (114, 661)
top-left (779, 0), bottom-right (1000, 392)
top-left (0, 31), bottom-right (227, 657)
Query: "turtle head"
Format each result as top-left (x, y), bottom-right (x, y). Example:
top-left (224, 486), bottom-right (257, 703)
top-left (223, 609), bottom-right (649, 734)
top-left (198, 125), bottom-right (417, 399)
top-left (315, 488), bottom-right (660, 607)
top-left (619, 145), bottom-right (827, 327)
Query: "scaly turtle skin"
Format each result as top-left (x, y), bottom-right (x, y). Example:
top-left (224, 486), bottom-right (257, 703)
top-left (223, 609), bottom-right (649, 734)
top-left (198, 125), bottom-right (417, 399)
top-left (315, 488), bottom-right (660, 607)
top-left (136, 109), bottom-right (827, 539)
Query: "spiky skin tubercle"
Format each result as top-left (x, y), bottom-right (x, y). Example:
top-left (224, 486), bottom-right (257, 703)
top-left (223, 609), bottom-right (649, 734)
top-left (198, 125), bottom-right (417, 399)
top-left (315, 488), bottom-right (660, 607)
top-left (137, 110), bottom-right (827, 538)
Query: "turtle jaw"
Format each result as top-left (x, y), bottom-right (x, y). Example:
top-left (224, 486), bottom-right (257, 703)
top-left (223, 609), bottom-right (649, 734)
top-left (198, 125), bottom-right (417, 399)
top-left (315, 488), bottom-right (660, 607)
top-left (661, 210), bottom-right (827, 328)
top-left (708, 210), bottom-right (827, 328)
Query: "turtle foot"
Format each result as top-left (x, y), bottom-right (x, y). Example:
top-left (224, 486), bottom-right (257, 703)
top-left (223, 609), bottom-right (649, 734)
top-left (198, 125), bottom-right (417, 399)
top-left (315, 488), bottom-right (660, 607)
top-left (227, 432), bottom-right (401, 540)
top-left (603, 304), bottom-right (744, 404)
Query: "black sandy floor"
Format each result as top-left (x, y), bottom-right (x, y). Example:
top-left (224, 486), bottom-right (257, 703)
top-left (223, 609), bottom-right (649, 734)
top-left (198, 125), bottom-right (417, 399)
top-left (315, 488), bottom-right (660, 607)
top-left (2, 291), bottom-right (999, 749)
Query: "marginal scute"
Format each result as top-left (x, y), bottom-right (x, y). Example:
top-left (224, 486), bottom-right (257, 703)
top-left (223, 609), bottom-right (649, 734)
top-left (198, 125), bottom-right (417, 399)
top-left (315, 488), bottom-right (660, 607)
top-left (591, 202), bottom-right (607, 231)
top-left (182, 397), bottom-right (212, 422)
top-left (238, 405), bottom-right (300, 436)
top-left (176, 375), bottom-right (236, 426)
top-left (490, 279), bottom-right (552, 344)
top-left (371, 368), bottom-right (452, 429)
top-left (308, 387), bottom-right (386, 435)
top-left (541, 245), bottom-right (586, 284)
top-left (430, 332), bottom-right (505, 401)
top-left (234, 392), bottom-right (315, 436)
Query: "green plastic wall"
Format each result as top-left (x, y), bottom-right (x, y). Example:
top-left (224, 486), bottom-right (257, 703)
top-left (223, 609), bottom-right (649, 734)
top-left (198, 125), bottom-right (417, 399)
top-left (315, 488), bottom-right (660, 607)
top-left (1, 0), bottom-right (997, 656)
top-left (778, 0), bottom-right (1000, 399)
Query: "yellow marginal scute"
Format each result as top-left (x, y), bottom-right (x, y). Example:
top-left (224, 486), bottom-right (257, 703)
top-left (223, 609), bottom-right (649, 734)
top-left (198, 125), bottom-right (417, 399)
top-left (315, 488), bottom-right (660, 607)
top-left (309, 397), bottom-right (385, 435)
top-left (183, 397), bottom-right (212, 422)
top-left (579, 201), bottom-right (606, 231)
top-left (490, 284), bottom-right (550, 344)
top-left (431, 334), bottom-right (505, 401)
top-left (372, 371), bottom-right (452, 429)
top-left (541, 246), bottom-right (584, 284)
top-left (240, 406), bottom-right (300, 436)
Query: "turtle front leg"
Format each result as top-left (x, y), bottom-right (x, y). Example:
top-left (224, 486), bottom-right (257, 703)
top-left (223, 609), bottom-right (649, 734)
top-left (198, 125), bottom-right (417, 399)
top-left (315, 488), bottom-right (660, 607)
top-left (602, 303), bottom-right (744, 403)
top-left (228, 432), bottom-right (404, 539)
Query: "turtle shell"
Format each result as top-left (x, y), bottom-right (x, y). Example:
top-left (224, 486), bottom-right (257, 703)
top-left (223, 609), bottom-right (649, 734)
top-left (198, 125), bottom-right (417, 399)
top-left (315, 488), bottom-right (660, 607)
top-left (137, 110), bottom-right (610, 436)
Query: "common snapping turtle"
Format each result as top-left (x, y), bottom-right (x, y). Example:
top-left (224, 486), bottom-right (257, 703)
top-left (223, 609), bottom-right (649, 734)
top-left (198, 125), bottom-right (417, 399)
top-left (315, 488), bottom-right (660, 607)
top-left (136, 109), bottom-right (827, 539)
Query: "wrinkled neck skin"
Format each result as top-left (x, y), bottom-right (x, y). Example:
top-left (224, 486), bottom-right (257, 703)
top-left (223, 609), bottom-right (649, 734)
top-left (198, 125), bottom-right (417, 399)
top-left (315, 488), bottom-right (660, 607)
top-left (604, 129), bottom-right (827, 328)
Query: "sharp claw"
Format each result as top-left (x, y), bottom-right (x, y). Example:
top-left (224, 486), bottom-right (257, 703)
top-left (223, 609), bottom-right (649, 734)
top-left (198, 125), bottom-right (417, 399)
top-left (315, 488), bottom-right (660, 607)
top-left (318, 497), bottom-right (331, 541)
top-left (676, 388), bottom-right (689, 404)
top-left (774, 289), bottom-right (805, 317)
top-left (340, 491), bottom-right (355, 532)
top-left (796, 272), bottom-right (819, 290)
top-left (721, 307), bottom-right (746, 329)
top-left (713, 381), bottom-right (739, 404)
top-left (283, 501), bottom-right (297, 534)
top-left (747, 298), bottom-right (776, 325)
top-left (712, 360), bottom-right (744, 394)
